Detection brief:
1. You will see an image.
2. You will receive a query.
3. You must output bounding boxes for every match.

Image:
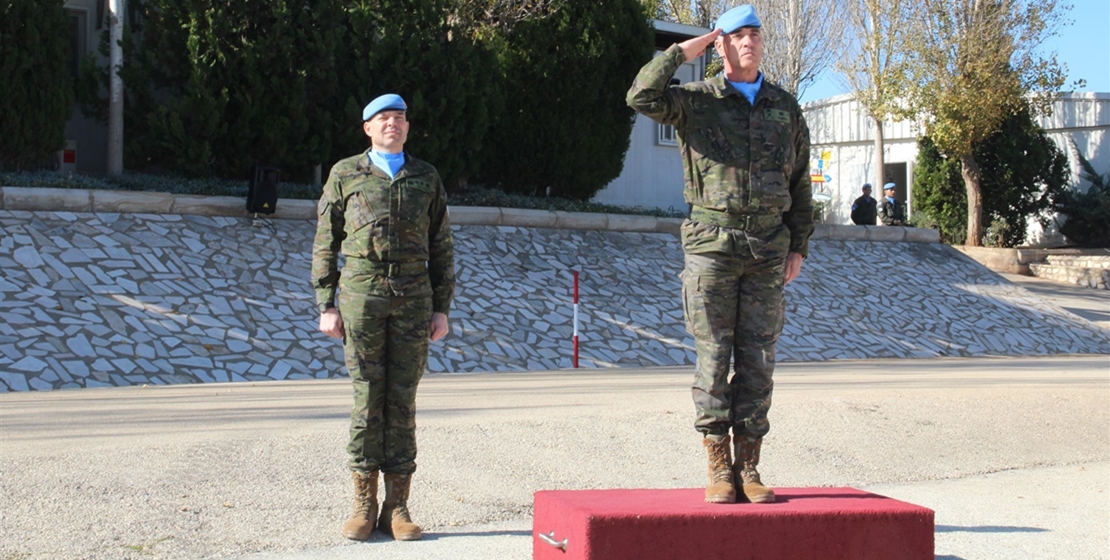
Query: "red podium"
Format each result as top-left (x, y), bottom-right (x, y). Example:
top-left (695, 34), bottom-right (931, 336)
top-left (533, 488), bottom-right (933, 560)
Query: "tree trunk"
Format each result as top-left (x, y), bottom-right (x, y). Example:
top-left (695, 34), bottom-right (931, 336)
top-left (961, 154), bottom-right (984, 246)
top-left (873, 118), bottom-right (885, 191)
top-left (107, 0), bottom-right (125, 175)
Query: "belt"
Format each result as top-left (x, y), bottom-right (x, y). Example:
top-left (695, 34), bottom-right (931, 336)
top-left (345, 259), bottom-right (427, 277)
top-left (689, 206), bottom-right (781, 230)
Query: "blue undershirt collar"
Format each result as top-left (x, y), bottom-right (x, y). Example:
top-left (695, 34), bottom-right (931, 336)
top-left (728, 72), bottom-right (763, 106)
top-left (369, 150), bottom-right (405, 179)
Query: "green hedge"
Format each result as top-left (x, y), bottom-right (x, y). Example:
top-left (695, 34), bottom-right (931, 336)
top-left (0, 171), bottom-right (684, 218)
top-left (0, 0), bottom-right (73, 171)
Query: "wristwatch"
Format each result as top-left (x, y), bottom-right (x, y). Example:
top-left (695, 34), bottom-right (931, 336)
top-left (318, 302), bottom-right (335, 313)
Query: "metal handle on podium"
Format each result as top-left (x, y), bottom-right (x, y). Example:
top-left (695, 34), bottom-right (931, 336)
top-left (538, 531), bottom-right (568, 551)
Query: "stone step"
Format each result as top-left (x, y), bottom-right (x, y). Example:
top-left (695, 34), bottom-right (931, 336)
top-left (1044, 254), bottom-right (1110, 269)
top-left (1029, 263), bottom-right (1110, 290)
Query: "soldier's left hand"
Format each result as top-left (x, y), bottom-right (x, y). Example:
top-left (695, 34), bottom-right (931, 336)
top-left (784, 252), bottom-right (803, 285)
top-left (429, 312), bottom-right (449, 341)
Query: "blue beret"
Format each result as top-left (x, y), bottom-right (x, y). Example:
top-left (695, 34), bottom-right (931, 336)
top-left (362, 94), bottom-right (407, 121)
top-left (715, 5), bottom-right (761, 34)
top-left (883, 182), bottom-right (896, 190)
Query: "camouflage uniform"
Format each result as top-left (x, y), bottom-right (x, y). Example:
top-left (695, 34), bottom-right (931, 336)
top-left (879, 197), bottom-right (906, 226)
top-left (311, 151), bottom-right (455, 475)
top-left (627, 45), bottom-right (813, 440)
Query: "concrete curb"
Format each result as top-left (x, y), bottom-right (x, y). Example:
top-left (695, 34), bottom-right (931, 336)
top-left (0, 186), bottom-right (939, 241)
top-left (955, 245), bottom-right (1110, 275)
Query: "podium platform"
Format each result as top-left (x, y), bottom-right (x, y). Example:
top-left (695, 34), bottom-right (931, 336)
top-left (533, 487), bottom-right (934, 560)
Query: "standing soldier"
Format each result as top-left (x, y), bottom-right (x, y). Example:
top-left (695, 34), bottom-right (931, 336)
top-left (627, 5), bottom-right (813, 504)
top-left (851, 183), bottom-right (878, 225)
top-left (311, 93), bottom-right (455, 541)
top-left (879, 182), bottom-right (907, 226)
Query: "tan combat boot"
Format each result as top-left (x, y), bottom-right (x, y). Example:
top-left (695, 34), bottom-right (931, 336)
top-left (734, 436), bottom-right (775, 503)
top-left (341, 470), bottom-right (378, 540)
top-left (703, 434), bottom-right (737, 503)
top-left (378, 473), bottom-right (422, 540)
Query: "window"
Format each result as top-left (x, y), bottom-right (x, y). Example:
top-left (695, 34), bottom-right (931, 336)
top-left (656, 77), bottom-right (681, 146)
top-left (658, 123), bottom-right (678, 146)
top-left (67, 10), bottom-right (87, 83)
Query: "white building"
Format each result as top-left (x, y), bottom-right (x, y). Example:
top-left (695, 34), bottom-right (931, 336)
top-left (592, 20), bottom-right (710, 215)
top-left (803, 92), bottom-right (1109, 244)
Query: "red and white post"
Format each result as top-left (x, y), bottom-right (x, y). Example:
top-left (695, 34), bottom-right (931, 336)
top-left (572, 270), bottom-right (579, 368)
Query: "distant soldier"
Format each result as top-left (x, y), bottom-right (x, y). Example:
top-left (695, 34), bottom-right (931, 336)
top-left (627, 5), bottom-right (813, 504)
top-left (311, 93), bottom-right (455, 542)
top-left (850, 183), bottom-right (877, 225)
top-left (879, 182), bottom-right (906, 226)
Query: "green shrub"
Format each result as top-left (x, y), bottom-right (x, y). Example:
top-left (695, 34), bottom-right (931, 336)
top-left (0, 0), bottom-right (73, 171)
top-left (1055, 153), bottom-right (1110, 248)
top-left (0, 173), bottom-right (683, 217)
top-left (80, 0), bottom-right (347, 182)
top-left (477, 0), bottom-right (654, 200)
top-left (338, 0), bottom-right (500, 191)
top-left (0, 171), bottom-right (320, 200)
top-left (913, 107), bottom-right (1069, 247)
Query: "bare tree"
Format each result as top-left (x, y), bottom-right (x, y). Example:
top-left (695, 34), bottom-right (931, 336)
top-left (908, 0), bottom-right (1069, 245)
top-left (653, 0), bottom-right (728, 28)
top-left (748, 0), bottom-right (845, 97)
top-left (651, 0), bottom-right (842, 95)
top-left (836, 0), bottom-right (914, 192)
top-left (453, 0), bottom-right (565, 34)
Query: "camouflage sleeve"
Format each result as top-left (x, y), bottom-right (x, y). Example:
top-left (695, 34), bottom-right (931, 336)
top-left (310, 166), bottom-right (345, 308)
top-left (782, 105), bottom-right (815, 257)
top-left (626, 44), bottom-right (687, 126)
top-left (427, 174), bottom-right (455, 315)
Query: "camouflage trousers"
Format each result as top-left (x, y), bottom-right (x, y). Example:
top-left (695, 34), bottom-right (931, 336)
top-left (339, 289), bottom-right (431, 475)
top-left (682, 242), bottom-right (787, 439)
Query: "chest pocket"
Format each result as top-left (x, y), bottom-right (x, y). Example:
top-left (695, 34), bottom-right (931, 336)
top-left (399, 178), bottom-right (435, 219)
top-left (344, 191), bottom-right (377, 231)
top-left (758, 109), bottom-right (794, 171)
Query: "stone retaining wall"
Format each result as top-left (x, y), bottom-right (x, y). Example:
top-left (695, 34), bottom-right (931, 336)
top-left (954, 246), bottom-right (1110, 275)
top-left (1029, 263), bottom-right (1110, 290)
top-left (1045, 255), bottom-right (1110, 269)
top-left (1, 208), bottom-right (1105, 392)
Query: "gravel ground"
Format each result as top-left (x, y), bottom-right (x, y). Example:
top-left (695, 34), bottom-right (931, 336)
top-left (1, 356), bottom-right (1107, 560)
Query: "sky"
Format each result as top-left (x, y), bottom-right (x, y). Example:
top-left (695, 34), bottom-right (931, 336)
top-left (797, 0), bottom-right (1110, 103)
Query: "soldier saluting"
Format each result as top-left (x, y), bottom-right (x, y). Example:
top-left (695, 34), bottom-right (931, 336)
top-left (627, 5), bottom-right (813, 504)
top-left (311, 94), bottom-right (455, 541)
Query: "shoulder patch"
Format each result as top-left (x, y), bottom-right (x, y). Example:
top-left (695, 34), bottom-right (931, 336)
top-left (764, 108), bottom-right (791, 124)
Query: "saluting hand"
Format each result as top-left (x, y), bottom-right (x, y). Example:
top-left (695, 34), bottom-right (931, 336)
top-left (678, 29), bottom-right (722, 62)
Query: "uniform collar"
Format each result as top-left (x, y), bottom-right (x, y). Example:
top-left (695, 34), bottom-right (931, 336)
top-left (356, 151), bottom-right (421, 180)
top-left (706, 75), bottom-right (781, 105)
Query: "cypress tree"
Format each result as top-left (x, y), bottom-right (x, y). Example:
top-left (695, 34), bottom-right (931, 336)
top-left (477, 0), bottom-right (653, 200)
top-left (339, 0), bottom-right (499, 190)
top-left (111, 0), bottom-right (346, 180)
top-left (0, 0), bottom-right (74, 171)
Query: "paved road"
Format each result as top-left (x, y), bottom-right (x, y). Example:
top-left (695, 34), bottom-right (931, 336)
top-left (2, 356), bottom-right (1107, 560)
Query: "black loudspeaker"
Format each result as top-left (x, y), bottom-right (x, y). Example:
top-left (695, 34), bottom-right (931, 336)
top-left (247, 165), bottom-right (280, 214)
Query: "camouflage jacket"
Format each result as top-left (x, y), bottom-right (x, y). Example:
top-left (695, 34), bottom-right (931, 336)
top-left (879, 197), bottom-right (906, 226)
top-left (311, 152), bottom-right (455, 314)
top-left (627, 45), bottom-right (814, 257)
